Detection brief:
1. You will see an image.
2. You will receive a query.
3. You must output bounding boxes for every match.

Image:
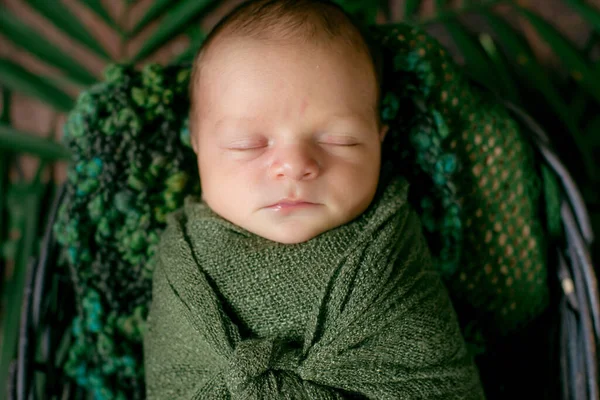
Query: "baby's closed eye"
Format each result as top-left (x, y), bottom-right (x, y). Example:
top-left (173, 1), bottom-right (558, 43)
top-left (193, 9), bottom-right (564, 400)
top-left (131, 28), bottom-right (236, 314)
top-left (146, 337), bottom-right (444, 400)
top-left (222, 137), bottom-right (269, 151)
top-left (318, 135), bottom-right (361, 146)
top-left (222, 134), bottom-right (362, 150)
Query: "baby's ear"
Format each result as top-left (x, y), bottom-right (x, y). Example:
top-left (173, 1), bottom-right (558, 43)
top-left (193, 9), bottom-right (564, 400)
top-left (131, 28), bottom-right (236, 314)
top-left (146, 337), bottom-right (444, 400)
top-left (379, 124), bottom-right (389, 143)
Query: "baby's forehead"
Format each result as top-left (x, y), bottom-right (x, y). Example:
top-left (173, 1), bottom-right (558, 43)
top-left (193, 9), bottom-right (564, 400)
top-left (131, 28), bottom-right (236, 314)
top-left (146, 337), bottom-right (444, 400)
top-left (201, 32), bottom-right (370, 70)
top-left (198, 38), bottom-right (373, 87)
top-left (191, 36), bottom-right (380, 126)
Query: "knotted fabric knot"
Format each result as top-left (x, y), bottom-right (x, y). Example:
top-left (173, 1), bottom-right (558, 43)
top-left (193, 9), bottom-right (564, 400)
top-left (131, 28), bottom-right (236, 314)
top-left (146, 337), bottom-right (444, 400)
top-left (224, 337), bottom-right (304, 398)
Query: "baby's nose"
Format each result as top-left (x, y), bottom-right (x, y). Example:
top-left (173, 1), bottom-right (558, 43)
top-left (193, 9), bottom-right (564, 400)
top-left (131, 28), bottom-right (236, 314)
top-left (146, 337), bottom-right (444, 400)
top-left (269, 144), bottom-right (320, 181)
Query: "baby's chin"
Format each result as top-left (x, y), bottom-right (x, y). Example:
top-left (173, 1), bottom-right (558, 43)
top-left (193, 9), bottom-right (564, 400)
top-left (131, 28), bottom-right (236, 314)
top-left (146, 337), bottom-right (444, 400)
top-left (244, 218), bottom-right (342, 245)
top-left (237, 203), bottom-right (372, 244)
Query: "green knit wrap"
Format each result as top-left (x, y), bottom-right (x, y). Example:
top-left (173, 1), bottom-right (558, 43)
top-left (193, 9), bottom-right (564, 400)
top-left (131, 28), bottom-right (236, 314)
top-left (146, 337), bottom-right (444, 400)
top-left (143, 176), bottom-right (485, 399)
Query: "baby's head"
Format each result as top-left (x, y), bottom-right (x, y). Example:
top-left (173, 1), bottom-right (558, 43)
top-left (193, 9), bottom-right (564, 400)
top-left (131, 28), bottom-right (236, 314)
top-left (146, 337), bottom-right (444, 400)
top-left (189, 0), bottom-right (388, 244)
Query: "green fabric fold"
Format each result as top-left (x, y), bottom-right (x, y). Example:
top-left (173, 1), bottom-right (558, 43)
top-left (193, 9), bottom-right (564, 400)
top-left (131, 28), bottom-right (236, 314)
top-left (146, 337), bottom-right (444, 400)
top-left (143, 176), bottom-right (485, 399)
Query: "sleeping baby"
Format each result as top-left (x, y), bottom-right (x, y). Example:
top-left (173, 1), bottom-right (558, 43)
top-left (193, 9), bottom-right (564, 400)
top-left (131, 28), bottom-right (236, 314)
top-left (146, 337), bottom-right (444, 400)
top-left (143, 0), bottom-right (486, 398)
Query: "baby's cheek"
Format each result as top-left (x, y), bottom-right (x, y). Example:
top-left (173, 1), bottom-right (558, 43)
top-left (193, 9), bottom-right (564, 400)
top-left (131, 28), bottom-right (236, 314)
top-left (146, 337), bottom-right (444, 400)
top-left (336, 155), bottom-right (379, 185)
top-left (331, 161), bottom-right (379, 215)
top-left (217, 166), bottom-right (260, 207)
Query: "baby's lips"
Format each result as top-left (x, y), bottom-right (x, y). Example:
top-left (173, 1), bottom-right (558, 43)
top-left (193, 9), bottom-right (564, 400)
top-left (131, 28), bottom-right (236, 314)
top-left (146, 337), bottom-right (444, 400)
top-left (268, 201), bottom-right (315, 207)
top-left (265, 201), bottom-right (320, 214)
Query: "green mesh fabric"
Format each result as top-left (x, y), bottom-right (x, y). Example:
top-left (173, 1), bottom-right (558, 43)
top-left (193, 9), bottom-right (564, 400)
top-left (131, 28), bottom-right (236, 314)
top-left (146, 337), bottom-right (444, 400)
top-left (53, 24), bottom-right (551, 399)
top-left (372, 25), bottom-right (549, 338)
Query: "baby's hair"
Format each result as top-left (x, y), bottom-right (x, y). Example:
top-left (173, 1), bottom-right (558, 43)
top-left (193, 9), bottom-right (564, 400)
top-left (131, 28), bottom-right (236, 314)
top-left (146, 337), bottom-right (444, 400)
top-left (188, 0), bottom-right (384, 140)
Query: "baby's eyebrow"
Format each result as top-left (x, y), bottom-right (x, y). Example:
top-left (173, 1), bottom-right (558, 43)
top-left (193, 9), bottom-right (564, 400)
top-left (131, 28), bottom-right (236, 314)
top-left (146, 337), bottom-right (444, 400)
top-left (214, 116), bottom-right (254, 128)
top-left (212, 113), bottom-right (372, 136)
top-left (327, 113), bottom-right (362, 121)
top-left (213, 117), bottom-right (259, 135)
top-left (324, 114), bottom-right (373, 131)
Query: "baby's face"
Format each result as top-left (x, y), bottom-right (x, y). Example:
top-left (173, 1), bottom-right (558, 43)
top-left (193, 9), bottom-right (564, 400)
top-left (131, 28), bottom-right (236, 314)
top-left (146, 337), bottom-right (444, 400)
top-left (191, 38), bottom-right (387, 244)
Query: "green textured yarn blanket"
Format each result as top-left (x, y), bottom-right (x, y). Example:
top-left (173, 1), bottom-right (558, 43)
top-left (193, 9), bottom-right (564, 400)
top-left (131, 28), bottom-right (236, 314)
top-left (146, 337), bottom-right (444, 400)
top-left (143, 176), bottom-right (485, 399)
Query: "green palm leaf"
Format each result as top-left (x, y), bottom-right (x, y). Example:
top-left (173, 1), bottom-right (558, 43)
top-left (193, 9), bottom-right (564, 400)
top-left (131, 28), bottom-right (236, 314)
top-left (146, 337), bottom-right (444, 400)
top-left (483, 12), bottom-right (557, 103)
top-left (0, 124), bottom-right (71, 160)
top-left (0, 167), bottom-right (46, 400)
top-left (0, 151), bottom-right (6, 255)
top-left (0, 59), bottom-right (74, 112)
top-left (565, 0), bottom-right (600, 33)
top-left (25, 0), bottom-right (111, 60)
top-left (0, 10), bottom-right (98, 86)
top-left (129, 0), bottom-right (173, 37)
top-left (442, 19), bottom-right (503, 94)
top-left (585, 116), bottom-right (600, 146)
top-left (404, 0), bottom-right (422, 19)
top-left (335, 0), bottom-right (380, 25)
top-left (1, 88), bottom-right (10, 123)
top-left (417, 0), bottom-right (503, 25)
top-left (0, 89), bottom-right (9, 283)
top-left (478, 33), bottom-right (520, 104)
top-left (378, 0), bottom-right (392, 22)
top-left (79, 0), bottom-right (117, 30)
top-left (484, 11), bottom-right (596, 181)
top-left (132, 0), bottom-right (220, 63)
top-left (171, 25), bottom-right (207, 65)
top-left (517, 7), bottom-right (600, 105)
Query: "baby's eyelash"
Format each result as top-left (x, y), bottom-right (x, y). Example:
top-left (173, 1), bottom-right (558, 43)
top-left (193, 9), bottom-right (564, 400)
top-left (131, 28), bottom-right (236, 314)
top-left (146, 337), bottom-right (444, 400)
top-left (319, 141), bottom-right (360, 147)
top-left (228, 146), bottom-right (266, 151)
top-left (320, 141), bottom-right (360, 147)
top-left (226, 140), bottom-right (268, 150)
top-left (317, 133), bottom-right (361, 147)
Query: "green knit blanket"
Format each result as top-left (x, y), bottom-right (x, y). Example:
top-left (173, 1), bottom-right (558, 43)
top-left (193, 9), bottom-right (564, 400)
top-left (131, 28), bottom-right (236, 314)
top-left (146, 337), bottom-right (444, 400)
top-left (143, 176), bottom-right (485, 399)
